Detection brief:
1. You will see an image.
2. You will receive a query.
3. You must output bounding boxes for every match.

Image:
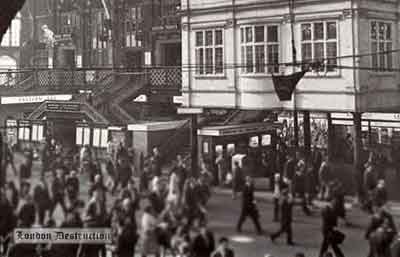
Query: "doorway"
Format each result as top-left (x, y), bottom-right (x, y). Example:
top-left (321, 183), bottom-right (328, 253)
top-left (47, 119), bottom-right (77, 149)
top-left (162, 43), bottom-right (181, 66)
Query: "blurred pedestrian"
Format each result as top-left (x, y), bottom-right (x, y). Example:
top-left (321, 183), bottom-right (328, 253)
top-left (270, 188), bottom-right (294, 245)
top-left (236, 176), bottom-right (263, 235)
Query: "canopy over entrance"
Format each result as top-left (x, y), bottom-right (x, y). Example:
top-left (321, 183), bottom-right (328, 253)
top-left (27, 100), bottom-right (109, 124)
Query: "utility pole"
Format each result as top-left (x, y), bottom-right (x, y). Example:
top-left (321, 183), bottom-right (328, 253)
top-left (289, 0), bottom-right (299, 148)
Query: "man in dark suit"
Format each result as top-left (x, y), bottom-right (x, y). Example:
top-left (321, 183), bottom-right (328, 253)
top-left (192, 222), bottom-right (215, 257)
top-left (319, 198), bottom-right (345, 257)
top-left (270, 188), bottom-right (294, 245)
top-left (236, 176), bottom-right (263, 235)
top-left (211, 237), bottom-right (235, 257)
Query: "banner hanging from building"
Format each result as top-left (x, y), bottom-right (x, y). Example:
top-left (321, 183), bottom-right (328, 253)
top-left (272, 70), bottom-right (307, 101)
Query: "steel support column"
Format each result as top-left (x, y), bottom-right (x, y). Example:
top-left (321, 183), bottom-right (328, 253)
top-left (303, 111), bottom-right (311, 158)
top-left (353, 112), bottom-right (363, 200)
top-left (190, 114), bottom-right (198, 177)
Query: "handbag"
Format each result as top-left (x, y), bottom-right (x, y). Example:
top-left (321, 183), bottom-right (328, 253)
top-left (330, 229), bottom-right (346, 244)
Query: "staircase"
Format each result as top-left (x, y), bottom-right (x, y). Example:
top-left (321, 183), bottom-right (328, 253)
top-left (82, 72), bottom-right (148, 124)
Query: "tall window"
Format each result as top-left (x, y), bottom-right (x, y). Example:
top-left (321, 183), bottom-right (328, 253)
top-left (91, 11), bottom-right (109, 67)
top-left (301, 21), bottom-right (338, 72)
top-left (195, 29), bottom-right (224, 75)
top-left (124, 6), bottom-right (143, 48)
top-left (371, 21), bottom-right (392, 71)
top-left (240, 25), bottom-right (279, 74)
top-left (1, 13), bottom-right (21, 47)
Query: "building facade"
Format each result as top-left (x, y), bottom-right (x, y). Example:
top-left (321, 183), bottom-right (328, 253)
top-left (181, 0), bottom-right (400, 113)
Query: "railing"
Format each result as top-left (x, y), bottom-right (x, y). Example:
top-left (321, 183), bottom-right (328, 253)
top-left (0, 67), bottom-right (181, 94)
top-left (34, 69), bottom-right (114, 88)
top-left (149, 67), bottom-right (181, 88)
top-left (0, 70), bottom-right (34, 89)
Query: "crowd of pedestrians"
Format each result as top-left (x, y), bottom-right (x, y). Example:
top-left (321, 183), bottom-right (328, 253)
top-left (0, 133), bottom-right (398, 257)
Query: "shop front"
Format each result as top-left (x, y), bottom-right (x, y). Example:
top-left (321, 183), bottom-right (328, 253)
top-left (198, 122), bottom-right (282, 178)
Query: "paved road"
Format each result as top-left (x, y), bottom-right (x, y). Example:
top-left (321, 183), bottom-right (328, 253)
top-left (7, 153), bottom-right (400, 257)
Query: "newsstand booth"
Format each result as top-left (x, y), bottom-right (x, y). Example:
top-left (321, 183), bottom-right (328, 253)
top-left (197, 122), bottom-right (282, 177)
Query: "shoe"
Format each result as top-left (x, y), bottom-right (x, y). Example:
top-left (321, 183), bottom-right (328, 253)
top-left (236, 228), bottom-right (242, 234)
top-left (287, 241), bottom-right (295, 246)
top-left (270, 235), bottom-right (275, 243)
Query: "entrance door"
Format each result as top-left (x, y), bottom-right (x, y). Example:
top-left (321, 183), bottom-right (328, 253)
top-left (163, 43), bottom-right (181, 66)
top-left (48, 119), bottom-right (77, 150)
top-left (124, 50), bottom-right (143, 71)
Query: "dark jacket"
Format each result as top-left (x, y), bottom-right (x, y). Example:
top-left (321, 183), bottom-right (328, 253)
top-left (280, 198), bottom-right (293, 225)
top-left (241, 183), bottom-right (256, 211)
top-left (18, 200), bottom-right (36, 227)
top-left (192, 231), bottom-right (215, 257)
top-left (292, 172), bottom-right (306, 194)
top-left (52, 177), bottom-right (65, 199)
top-left (321, 205), bottom-right (338, 234)
top-left (66, 177), bottom-right (80, 197)
top-left (33, 183), bottom-right (51, 209)
top-left (284, 158), bottom-right (296, 181)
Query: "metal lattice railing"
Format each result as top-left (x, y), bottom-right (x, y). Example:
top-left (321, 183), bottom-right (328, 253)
top-left (0, 70), bottom-right (34, 88)
top-left (149, 67), bottom-right (181, 88)
top-left (0, 67), bottom-right (181, 93)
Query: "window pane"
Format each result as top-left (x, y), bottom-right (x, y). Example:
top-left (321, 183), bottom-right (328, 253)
top-left (196, 49), bottom-right (204, 74)
top-left (246, 46), bottom-right (253, 72)
top-left (371, 42), bottom-right (378, 69)
top-left (314, 42), bottom-right (324, 61)
top-left (255, 45), bottom-right (265, 73)
top-left (301, 24), bottom-right (311, 41)
top-left (267, 44), bottom-right (279, 73)
top-left (93, 128), bottom-right (100, 147)
top-left (205, 31), bottom-right (213, 46)
top-left (215, 47), bottom-right (223, 74)
top-left (205, 48), bottom-right (213, 74)
top-left (327, 42), bottom-right (337, 71)
top-left (267, 26), bottom-right (278, 42)
top-left (327, 22), bottom-right (337, 39)
top-left (215, 30), bottom-right (223, 45)
top-left (301, 43), bottom-right (312, 61)
top-left (379, 43), bottom-right (385, 69)
top-left (245, 27), bottom-right (253, 43)
top-left (386, 23), bottom-right (391, 40)
top-left (370, 22), bottom-right (377, 39)
top-left (241, 46), bottom-right (245, 72)
top-left (255, 26), bottom-right (264, 42)
top-left (240, 28), bottom-right (244, 43)
top-left (314, 23), bottom-right (324, 40)
top-left (196, 31), bottom-right (203, 46)
top-left (378, 22), bottom-right (385, 40)
top-left (387, 42), bottom-right (392, 69)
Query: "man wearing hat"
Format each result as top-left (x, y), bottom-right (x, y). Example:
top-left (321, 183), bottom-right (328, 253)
top-left (270, 188), bottom-right (294, 245)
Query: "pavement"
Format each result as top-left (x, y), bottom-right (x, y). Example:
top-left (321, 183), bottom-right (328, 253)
top-left (6, 152), bottom-right (400, 257)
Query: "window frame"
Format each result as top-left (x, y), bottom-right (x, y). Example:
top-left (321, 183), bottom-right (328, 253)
top-left (370, 20), bottom-right (393, 72)
top-left (300, 20), bottom-right (339, 75)
top-left (194, 29), bottom-right (225, 76)
top-left (240, 24), bottom-right (280, 75)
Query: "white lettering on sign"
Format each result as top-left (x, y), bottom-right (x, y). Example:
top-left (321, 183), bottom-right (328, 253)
top-left (1, 95), bottom-right (72, 105)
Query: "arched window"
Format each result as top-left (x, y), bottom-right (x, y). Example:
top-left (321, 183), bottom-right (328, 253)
top-left (1, 13), bottom-right (21, 47)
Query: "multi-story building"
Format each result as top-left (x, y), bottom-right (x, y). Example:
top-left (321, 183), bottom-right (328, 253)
top-left (0, 0), bottom-right (184, 160)
top-left (180, 0), bottom-right (400, 173)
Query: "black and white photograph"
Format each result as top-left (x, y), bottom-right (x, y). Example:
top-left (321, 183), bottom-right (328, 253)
top-left (0, 0), bottom-right (399, 257)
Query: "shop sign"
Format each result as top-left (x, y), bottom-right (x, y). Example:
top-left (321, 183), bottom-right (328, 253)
top-left (1, 94), bottom-right (72, 105)
top-left (46, 102), bottom-right (80, 112)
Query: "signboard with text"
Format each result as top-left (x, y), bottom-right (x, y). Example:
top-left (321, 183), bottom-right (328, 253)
top-left (1, 95), bottom-right (72, 105)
